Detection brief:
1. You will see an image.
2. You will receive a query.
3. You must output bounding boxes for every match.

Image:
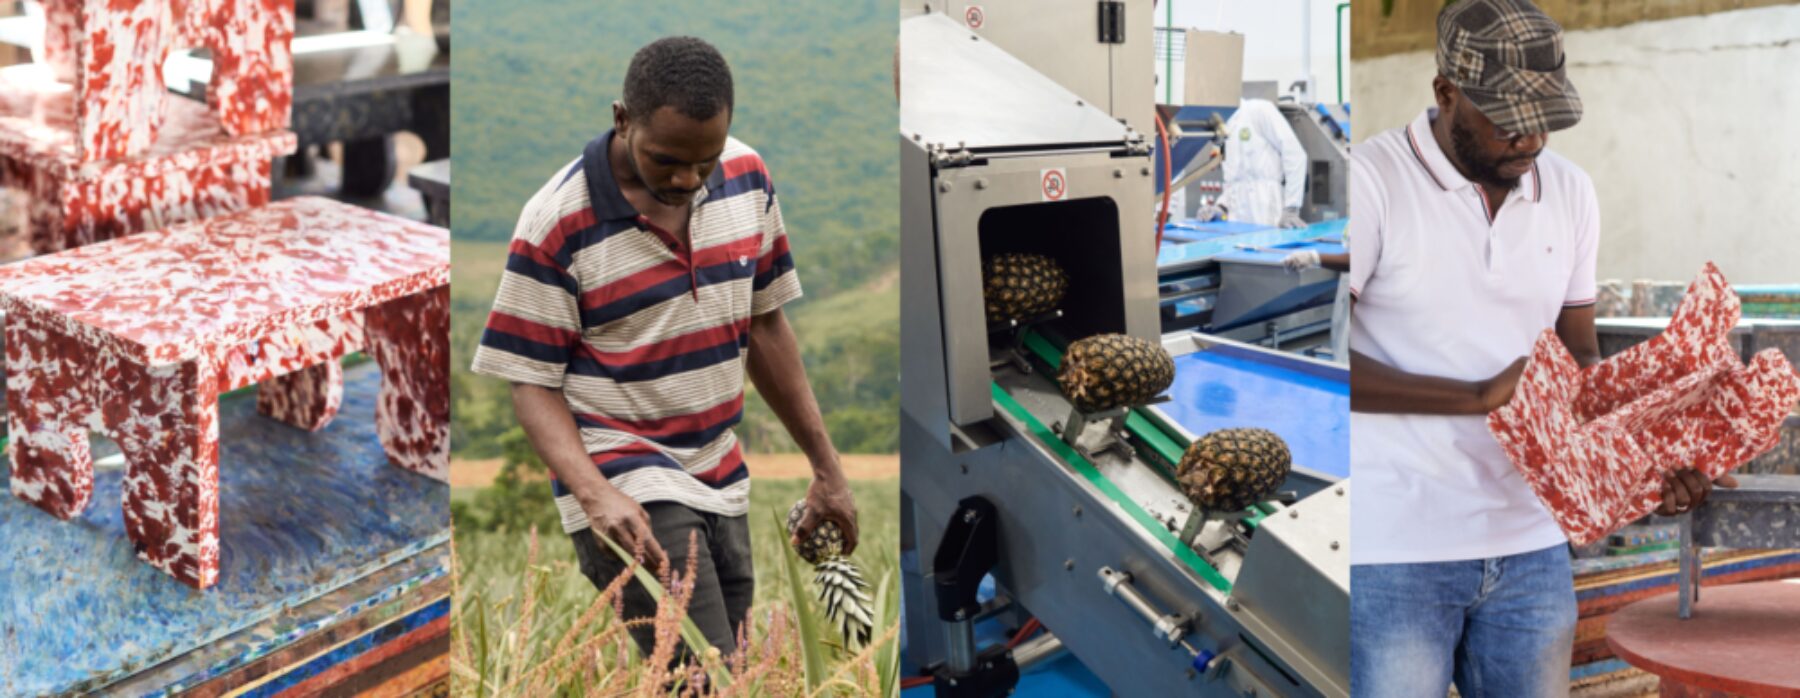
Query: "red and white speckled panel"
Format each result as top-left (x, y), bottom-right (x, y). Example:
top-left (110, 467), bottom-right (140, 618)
top-left (40, 0), bottom-right (291, 162)
top-left (200, 0), bottom-right (294, 138)
top-left (244, 312), bottom-right (366, 432)
top-left (41, 2), bottom-right (79, 83)
top-left (364, 287), bottom-right (450, 482)
top-left (0, 197), bottom-right (447, 588)
top-left (0, 64), bottom-right (294, 259)
top-left (7, 301), bottom-right (222, 588)
top-left (0, 196), bottom-right (449, 365)
top-left (1489, 263), bottom-right (1800, 546)
top-left (256, 362), bottom-right (343, 433)
top-left (71, 0), bottom-right (171, 162)
top-left (6, 305), bottom-right (97, 521)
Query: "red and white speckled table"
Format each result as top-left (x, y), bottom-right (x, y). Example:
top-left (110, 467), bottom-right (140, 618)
top-left (0, 196), bottom-right (448, 589)
top-left (0, 0), bottom-right (296, 257)
top-left (1489, 263), bottom-right (1800, 546)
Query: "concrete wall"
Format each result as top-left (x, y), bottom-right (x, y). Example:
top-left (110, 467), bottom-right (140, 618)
top-left (1353, 0), bottom-right (1800, 59)
top-left (1351, 4), bottom-right (1800, 284)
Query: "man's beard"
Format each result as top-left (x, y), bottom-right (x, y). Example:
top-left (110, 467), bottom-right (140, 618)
top-left (1449, 115), bottom-right (1537, 190)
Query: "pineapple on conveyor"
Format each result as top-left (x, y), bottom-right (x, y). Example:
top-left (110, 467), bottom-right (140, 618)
top-left (983, 252), bottom-right (1069, 325)
top-left (1057, 333), bottom-right (1177, 412)
top-left (1176, 428), bottom-right (1292, 513)
top-left (787, 499), bottom-right (874, 647)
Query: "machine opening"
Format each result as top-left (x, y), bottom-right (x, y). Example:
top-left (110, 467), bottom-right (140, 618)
top-left (977, 197), bottom-right (1126, 349)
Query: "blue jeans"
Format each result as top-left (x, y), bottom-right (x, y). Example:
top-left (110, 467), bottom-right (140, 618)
top-left (1351, 543), bottom-right (1577, 697)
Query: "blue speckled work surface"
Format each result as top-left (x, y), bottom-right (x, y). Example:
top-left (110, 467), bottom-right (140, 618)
top-left (1157, 219), bottom-right (1347, 270)
top-left (0, 362), bottom-right (450, 697)
top-left (1159, 348), bottom-right (1350, 479)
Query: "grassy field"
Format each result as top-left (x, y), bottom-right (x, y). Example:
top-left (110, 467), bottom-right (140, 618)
top-left (452, 476), bottom-right (900, 696)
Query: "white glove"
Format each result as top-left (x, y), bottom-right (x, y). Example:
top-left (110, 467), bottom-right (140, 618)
top-left (1282, 249), bottom-right (1321, 271)
top-left (1278, 207), bottom-right (1307, 229)
top-left (1194, 203), bottom-right (1226, 222)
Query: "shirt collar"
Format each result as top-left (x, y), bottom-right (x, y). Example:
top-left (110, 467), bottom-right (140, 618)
top-left (1405, 108), bottom-right (1541, 204)
top-left (582, 130), bottom-right (640, 222)
top-left (582, 129), bottom-right (716, 223)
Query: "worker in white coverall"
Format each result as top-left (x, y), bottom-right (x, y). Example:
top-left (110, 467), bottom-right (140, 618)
top-left (1195, 99), bottom-right (1308, 228)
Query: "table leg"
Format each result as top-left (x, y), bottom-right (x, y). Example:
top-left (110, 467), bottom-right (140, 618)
top-left (362, 286), bottom-right (449, 482)
top-left (257, 360), bottom-right (344, 432)
top-left (5, 309), bottom-right (96, 519)
top-left (106, 357), bottom-right (222, 589)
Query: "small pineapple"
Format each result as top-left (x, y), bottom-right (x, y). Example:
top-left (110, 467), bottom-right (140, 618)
top-left (787, 499), bottom-right (874, 647)
top-left (984, 253), bottom-right (1069, 325)
top-left (1057, 333), bottom-right (1176, 412)
top-left (1176, 428), bottom-right (1292, 513)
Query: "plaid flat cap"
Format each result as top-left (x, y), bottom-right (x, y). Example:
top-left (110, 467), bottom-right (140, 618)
top-left (1437, 0), bottom-right (1582, 134)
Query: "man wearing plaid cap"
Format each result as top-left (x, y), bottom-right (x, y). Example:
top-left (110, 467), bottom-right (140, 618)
top-left (1346, 1), bottom-right (1725, 694)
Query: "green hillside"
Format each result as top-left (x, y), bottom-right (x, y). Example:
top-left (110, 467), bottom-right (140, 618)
top-left (450, 0), bottom-right (899, 458)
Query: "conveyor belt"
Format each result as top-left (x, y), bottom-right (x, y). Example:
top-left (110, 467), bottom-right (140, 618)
top-left (991, 329), bottom-right (1342, 593)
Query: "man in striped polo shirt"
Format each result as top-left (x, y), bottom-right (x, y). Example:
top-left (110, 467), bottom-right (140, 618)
top-left (471, 36), bottom-right (858, 659)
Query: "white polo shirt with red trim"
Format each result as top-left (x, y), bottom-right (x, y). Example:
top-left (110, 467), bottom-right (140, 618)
top-left (1348, 108), bottom-right (1600, 564)
top-left (471, 131), bottom-right (801, 533)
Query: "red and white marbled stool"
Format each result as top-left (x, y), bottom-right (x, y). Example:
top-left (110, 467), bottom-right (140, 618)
top-left (0, 0), bottom-right (295, 257)
top-left (0, 197), bottom-right (448, 589)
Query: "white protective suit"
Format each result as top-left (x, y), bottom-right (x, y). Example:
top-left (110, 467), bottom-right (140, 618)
top-left (1219, 99), bottom-right (1307, 226)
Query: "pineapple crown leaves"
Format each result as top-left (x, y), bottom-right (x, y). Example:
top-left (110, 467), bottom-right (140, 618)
top-left (786, 499), bottom-right (877, 648)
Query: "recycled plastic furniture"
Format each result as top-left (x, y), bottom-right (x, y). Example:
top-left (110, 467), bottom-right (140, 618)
top-left (0, 196), bottom-right (448, 589)
top-left (1488, 263), bottom-right (1800, 546)
top-left (0, 0), bottom-right (296, 258)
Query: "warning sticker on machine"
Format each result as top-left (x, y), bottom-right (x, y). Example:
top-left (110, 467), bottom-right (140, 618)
top-left (965, 5), bottom-right (985, 28)
top-left (1041, 168), bottom-right (1067, 201)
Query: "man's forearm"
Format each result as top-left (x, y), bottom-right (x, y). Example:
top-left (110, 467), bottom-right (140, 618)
top-left (511, 383), bottom-right (618, 506)
top-left (1350, 350), bottom-right (1492, 415)
top-left (1320, 252), bottom-right (1349, 273)
top-left (745, 310), bottom-right (844, 481)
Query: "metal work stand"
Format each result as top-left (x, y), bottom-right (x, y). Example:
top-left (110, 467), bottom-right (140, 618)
top-left (1676, 475), bottom-right (1800, 619)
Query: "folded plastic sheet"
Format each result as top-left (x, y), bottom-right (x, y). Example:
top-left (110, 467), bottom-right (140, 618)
top-left (1488, 263), bottom-right (1800, 545)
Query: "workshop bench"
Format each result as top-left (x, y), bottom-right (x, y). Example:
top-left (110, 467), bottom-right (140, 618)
top-left (0, 196), bottom-right (448, 589)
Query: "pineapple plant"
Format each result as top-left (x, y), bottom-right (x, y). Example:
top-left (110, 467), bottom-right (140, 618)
top-left (786, 499), bottom-right (874, 647)
top-left (983, 252), bottom-right (1069, 324)
top-left (1176, 428), bottom-right (1292, 513)
top-left (1057, 333), bottom-right (1176, 412)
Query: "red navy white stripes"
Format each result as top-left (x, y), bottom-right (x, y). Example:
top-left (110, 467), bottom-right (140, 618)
top-left (472, 131), bottom-right (800, 533)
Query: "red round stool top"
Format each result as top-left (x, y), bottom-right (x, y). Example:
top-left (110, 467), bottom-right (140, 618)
top-left (1606, 581), bottom-right (1800, 697)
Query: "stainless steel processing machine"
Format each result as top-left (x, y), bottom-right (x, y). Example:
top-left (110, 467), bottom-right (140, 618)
top-left (899, 12), bottom-right (1350, 697)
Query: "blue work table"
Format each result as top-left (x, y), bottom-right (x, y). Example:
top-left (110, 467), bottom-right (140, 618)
top-left (1157, 342), bottom-right (1350, 482)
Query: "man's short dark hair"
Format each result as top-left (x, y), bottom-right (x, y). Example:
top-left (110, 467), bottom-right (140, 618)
top-left (622, 36), bottom-right (734, 123)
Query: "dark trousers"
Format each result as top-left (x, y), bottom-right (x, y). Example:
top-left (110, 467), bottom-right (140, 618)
top-left (570, 502), bottom-right (755, 659)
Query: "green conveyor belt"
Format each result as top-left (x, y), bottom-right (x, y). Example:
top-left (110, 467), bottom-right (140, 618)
top-left (990, 381), bottom-right (1232, 592)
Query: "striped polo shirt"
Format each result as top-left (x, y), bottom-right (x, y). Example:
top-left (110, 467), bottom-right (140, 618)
top-left (471, 130), bottom-right (801, 533)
